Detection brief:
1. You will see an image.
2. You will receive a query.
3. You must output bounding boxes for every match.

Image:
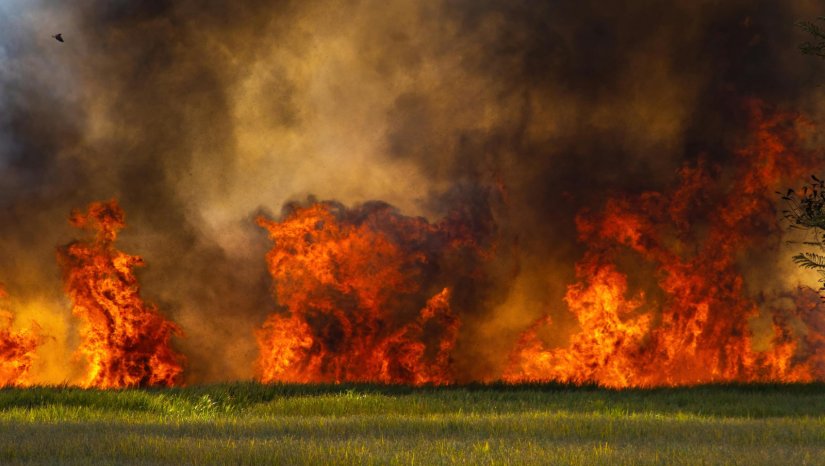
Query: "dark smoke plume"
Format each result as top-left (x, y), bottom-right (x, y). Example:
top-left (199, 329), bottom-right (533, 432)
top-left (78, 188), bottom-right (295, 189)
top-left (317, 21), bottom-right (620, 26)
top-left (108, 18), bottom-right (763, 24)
top-left (0, 0), bottom-right (823, 383)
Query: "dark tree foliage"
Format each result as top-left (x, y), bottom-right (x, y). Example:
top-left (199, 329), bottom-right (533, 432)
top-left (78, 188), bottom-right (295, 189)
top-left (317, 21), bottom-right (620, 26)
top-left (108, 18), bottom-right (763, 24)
top-left (791, 18), bottom-right (825, 297)
top-left (797, 17), bottom-right (825, 58)
top-left (779, 176), bottom-right (825, 296)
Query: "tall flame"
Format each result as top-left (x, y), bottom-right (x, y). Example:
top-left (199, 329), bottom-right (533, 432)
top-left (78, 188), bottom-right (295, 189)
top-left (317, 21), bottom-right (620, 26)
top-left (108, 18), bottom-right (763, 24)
top-left (57, 200), bottom-right (184, 388)
top-left (505, 101), bottom-right (825, 387)
top-left (0, 287), bottom-right (41, 387)
top-left (255, 201), bottom-right (478, 384)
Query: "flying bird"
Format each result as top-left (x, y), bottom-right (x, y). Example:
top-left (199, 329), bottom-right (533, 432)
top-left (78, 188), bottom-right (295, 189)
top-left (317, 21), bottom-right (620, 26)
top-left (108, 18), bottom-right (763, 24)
top-left (52, 33), bottom-right (63, 43)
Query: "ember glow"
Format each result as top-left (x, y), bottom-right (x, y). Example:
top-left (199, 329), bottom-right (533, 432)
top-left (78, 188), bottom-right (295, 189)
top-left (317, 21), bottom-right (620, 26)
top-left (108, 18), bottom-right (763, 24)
top-left (57, 201), bottom-right (184, 388)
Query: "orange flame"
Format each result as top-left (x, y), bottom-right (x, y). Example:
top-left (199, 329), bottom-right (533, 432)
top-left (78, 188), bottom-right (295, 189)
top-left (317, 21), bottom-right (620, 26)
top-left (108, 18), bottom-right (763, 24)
top-left (57, 200), bottom-right (184, 388)
top-left (0, 287), bottom-right (41, 387)
top-left (255, 201), bottom-right (470, 384)
top-left (505, 101), bottom-right (825, 387)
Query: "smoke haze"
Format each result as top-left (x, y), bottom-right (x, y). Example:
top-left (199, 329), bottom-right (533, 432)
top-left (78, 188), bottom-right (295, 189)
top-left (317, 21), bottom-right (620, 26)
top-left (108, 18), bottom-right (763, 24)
top-left (1, 0), bottom-right (824, 383)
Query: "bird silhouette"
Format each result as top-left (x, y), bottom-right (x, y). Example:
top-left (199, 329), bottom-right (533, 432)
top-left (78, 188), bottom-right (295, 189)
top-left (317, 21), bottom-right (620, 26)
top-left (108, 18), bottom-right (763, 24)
top-left (52, 33), bottom-right (64, 43)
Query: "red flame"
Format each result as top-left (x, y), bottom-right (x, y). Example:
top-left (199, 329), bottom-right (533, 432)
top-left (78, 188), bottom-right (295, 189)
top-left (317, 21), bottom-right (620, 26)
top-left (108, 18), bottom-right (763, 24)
top-left (4, 100), bottom-right (820, 388)
top-left (57, 200), bottom-right (184, 388)
top-left (505, 101), bottom-right (825, 387)
top-left (255, 201), bottom-right (474, 384)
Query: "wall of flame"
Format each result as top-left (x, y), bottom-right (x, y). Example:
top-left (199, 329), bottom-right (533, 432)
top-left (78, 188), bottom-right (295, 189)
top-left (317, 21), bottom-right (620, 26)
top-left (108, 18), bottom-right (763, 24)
top-left (0, 0), bottom-right (824, 385)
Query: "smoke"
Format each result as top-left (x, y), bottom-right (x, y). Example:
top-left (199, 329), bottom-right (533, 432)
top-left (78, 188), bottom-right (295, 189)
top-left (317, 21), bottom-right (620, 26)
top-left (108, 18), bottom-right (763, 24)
top-left (0, 0), bottom-right (823, 383)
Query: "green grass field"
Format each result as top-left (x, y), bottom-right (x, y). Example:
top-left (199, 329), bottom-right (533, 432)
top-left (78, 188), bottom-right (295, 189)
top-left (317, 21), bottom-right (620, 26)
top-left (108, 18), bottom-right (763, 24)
top-left (0, 383), bottom-right (823, 465)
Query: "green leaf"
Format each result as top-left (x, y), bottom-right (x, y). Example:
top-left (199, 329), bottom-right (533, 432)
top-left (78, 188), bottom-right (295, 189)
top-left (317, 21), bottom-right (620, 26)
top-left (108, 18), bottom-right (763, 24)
top-left (792, 252), bottom-right (825, 270)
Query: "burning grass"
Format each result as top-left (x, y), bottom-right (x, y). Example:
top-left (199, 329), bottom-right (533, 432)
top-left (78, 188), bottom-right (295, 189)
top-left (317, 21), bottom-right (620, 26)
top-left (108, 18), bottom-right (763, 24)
top-left (0, 101), bottom-right (822, 390)
top-left (57, 200), bottom-right (184, 388)
top-left (255, 199), bottom-right (491, 385)
top-left (505, 103), bottom-right (825, 387)
top-left (0, 383), bottom-right (822, 464)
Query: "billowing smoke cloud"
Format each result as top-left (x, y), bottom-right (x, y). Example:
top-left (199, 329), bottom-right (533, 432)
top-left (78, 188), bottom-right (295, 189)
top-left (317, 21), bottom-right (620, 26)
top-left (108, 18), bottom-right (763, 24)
top-left (1, 0), bottom-right (823, 383)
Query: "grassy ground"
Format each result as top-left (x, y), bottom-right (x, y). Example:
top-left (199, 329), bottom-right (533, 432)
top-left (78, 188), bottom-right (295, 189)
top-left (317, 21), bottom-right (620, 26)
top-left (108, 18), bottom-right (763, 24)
top-left (0, 383), bottom-right (822, 465)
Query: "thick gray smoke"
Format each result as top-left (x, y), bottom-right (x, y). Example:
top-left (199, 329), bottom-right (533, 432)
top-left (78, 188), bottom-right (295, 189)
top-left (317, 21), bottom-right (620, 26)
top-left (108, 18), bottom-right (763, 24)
top-left (0, 0), bottom-right (823, 383)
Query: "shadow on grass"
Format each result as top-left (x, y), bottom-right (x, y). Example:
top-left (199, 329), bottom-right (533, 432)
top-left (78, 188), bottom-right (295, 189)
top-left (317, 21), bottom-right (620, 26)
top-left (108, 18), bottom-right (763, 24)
top-left (0, 382), bottom-right (823, 418)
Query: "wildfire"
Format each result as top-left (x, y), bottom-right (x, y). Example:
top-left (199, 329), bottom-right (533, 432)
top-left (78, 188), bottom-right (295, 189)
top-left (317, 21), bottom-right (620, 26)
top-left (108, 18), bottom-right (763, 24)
top-left (0, 287), bottom-right (41, 387)
top-left (2, 102), bottom-right (823, 388)
top-left (504, 102), bottom-right (825, 387)
top-left (57, 200), bottom-right (184, 388)
top-left (255, 201), bottom-right (480, 384)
